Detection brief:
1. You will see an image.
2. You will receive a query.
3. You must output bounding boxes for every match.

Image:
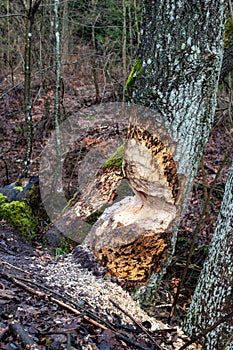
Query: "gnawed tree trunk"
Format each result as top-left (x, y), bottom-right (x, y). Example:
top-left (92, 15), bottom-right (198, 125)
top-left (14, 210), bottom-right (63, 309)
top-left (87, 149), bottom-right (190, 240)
top-left (72, 1), bottom-right (227, 302)
top-left (73, 1), bottom-right (226, 300)
top-left (82, 106), bottom-right (186, 284)
top-left (39, 103), bottom-right (128, 241)
top-left (184, 161), bottom-right (233, 350)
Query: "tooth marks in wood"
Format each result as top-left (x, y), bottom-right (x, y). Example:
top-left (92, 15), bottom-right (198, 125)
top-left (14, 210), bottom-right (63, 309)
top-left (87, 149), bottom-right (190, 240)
top-left (95, 165), bottom-right (123, 203)
top-left (73, 244), bottom-right (151, 286)
top-left (95, 230), bottom-right (168, 283)
top-left (126, 124), bottom-right (179, 203)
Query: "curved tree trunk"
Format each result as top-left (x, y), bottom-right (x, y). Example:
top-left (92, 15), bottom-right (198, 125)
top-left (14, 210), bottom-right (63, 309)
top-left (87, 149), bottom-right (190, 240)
top-left (73, 0), bottom-right (226, 302)
top-left (184, 162), bottom-right (233, 349)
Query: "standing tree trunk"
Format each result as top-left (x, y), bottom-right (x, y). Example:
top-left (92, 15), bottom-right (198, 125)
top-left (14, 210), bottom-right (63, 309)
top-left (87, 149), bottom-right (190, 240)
top-left (219, 43), bottom-right (233, 83)
top-left (61, 0), bottom-right (69, 67)
top-left (50, 0), bottom-right (62, 197)
top-left (74, 0), bottom-right (226, 302)
top-left (133, 0), bottom-right (140, 50)
top-left (122, 0), bottom-right (127, 101)
top-left (20, 0), bottom-right (42, 177)
top-left (54, 0), bottom-right (61, 155)
top-left (91, 0), bottom-right (100, 104)
top-left (184, 162), bottom-right (233, 349)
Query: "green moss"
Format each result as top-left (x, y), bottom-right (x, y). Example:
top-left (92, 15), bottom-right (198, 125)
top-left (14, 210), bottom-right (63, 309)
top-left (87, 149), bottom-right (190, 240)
top-left (0, 193), bottom-right (38, 239)
top-left (102, 142), bottom-right (125, 169)
top-left (85, 211), bottom-right (103, 225)
top-left (87, 115), bottom-right (96, 120)
top-left (125, 60), bottom-right (142, 94)
top-left (225, 15), bottom-right (233, 48)
top-left (65, 190), bottom-right (80, 209)
top-left (0, 194), bottom-right (7, 204)
top-left (14, 185), bottom-right (23, 192)
top-left (55, 237), bottom-right (73, 256)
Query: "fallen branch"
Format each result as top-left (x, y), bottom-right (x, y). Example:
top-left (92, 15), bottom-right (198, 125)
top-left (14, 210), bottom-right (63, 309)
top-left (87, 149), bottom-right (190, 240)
top-left (9, 273), bottom-right (113, 330)
top-left (110, 298), bottom-right (165, 350)
top-left (9, 321), bottom-right (39, 350)
top-left (0, 258), bottom-right (31, 275)
top-left (2, 272), bottom-right (107, 329)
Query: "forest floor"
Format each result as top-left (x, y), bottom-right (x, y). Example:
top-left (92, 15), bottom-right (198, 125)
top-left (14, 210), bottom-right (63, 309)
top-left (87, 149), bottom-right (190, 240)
top-left (0, 68), bottom-right (232, 349)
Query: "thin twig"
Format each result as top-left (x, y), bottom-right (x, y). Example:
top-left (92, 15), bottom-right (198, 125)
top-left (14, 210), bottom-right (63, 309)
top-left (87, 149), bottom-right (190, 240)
top-left (0, 258), bottom-right (31, 275)
top-left (201, 157), bottom-right (208, 207)
top-left (0, 14), bottom-right (27, 18)
top-left (110, 299), bottom-right (164, 350)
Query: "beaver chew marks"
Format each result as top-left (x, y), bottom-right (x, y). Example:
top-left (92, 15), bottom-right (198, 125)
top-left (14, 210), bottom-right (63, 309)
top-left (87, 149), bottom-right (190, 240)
top-left (80, 120), bottom-right (184, 285)
top-left (94, 229), bottom-right (168, 284)
top-left (126, 124), bottom-right (179, 204)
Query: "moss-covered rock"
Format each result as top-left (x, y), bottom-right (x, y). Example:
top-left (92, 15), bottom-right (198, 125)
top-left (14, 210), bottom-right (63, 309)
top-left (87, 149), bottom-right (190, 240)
top-left (0, 193), bottom-right (38, 239)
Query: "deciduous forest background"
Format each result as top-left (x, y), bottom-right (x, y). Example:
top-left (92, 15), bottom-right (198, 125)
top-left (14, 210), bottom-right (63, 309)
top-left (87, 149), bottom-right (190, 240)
top-left (0, 1), bottom-right (232, 349)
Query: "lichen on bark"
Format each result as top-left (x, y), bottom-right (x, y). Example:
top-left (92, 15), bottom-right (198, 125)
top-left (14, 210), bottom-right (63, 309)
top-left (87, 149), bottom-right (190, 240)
top-left (184, 162), bottom-right (233, 349)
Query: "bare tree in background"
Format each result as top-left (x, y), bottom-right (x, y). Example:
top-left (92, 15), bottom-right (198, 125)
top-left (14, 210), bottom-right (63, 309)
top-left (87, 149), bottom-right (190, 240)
top-left (20, 0), bottom-right (42, 177)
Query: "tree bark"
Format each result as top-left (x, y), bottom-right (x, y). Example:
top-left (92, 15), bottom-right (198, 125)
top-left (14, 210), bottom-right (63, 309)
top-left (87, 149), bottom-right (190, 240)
top-left (21, 0), bottom-right (42, 177)
top-left (22, 2), bottom-right (33, 177)
top-left (73, 1), bottom-right (226, 300)
top-left (184, 162), bottom-right (233, 350)
top-left (54, 0), bottom-right (61, 153)
top-left (219, 43), bottom-right (233, 83)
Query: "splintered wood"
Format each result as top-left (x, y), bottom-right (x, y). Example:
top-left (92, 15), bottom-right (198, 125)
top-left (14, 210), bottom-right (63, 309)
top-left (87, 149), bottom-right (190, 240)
top-left (75, 107), bottom-right (186, 285)
top-left (125, 125), bottom-right (179, 203)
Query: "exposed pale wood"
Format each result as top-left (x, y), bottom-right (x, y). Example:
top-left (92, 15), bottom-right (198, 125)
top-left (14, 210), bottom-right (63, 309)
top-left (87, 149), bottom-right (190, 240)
top-left (45, 164), bottom-right (123, 244)
top-left (73, 165), bottom-right (123, 219)
top-left (82, 108), bottom-right (185, 284)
